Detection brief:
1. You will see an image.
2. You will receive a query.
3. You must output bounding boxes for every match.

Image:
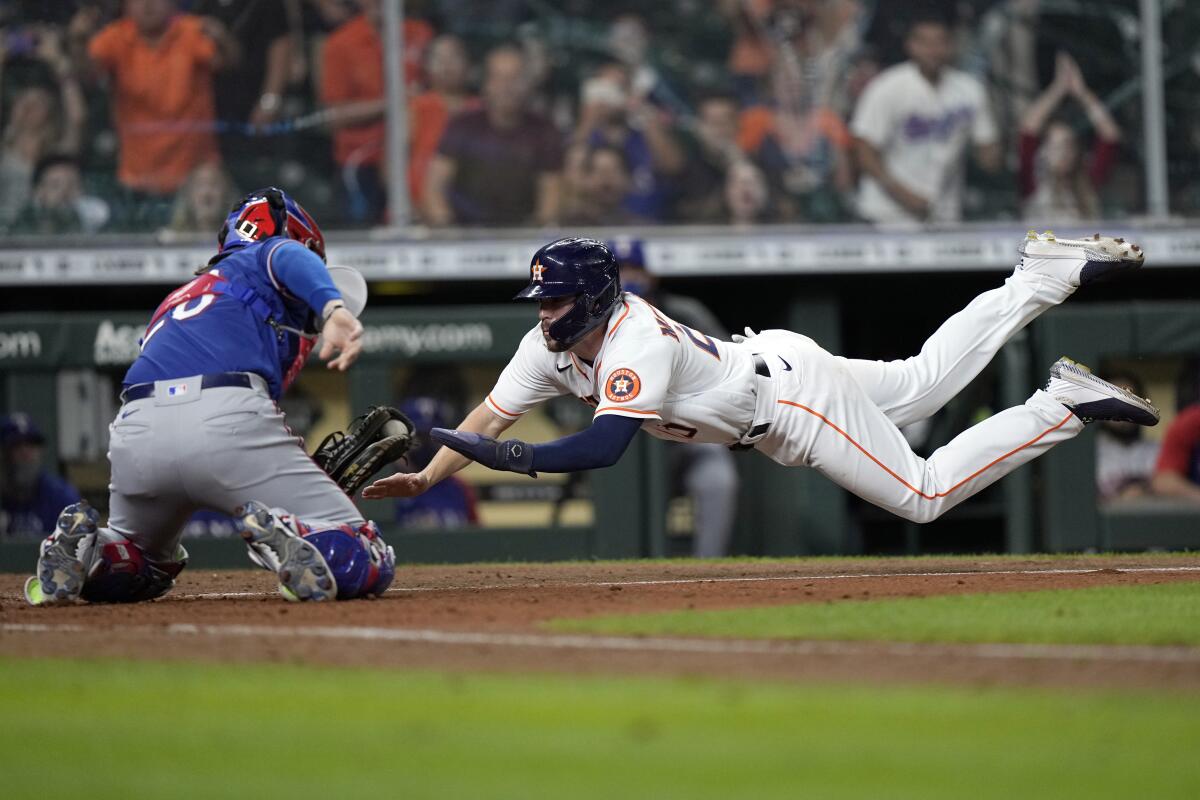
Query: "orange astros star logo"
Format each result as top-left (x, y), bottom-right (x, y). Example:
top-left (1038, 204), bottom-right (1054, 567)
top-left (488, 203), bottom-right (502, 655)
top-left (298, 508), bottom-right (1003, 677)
top-left (532, 260), bottom-right (545, 281)
top-left (604, 368), bottom-right (641, 403)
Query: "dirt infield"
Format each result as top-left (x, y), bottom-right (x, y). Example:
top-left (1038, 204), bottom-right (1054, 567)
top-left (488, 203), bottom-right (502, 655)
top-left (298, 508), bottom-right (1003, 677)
top-left (4, 555), bottom-right (1200, 690)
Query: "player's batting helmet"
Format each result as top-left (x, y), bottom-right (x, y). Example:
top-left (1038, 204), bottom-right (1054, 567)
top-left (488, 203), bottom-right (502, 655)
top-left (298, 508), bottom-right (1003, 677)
top-left (218, 187), bottom-right (327, 262)
top-left (514, 237), bottom-right (622, 348)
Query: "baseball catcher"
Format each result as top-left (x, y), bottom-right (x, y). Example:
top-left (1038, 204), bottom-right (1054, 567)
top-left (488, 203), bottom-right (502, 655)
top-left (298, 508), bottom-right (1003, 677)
top-left (26, 187), bottom-right (406, 606)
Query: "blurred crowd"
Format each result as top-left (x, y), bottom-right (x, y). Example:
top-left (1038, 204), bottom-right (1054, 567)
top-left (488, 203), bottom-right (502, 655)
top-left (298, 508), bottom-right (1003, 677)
top-left (0, 0), bottom-right (1195, 236)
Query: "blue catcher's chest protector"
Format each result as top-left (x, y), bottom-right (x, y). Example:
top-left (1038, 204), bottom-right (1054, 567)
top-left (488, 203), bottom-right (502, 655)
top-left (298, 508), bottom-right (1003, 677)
top-left (124, 238), bottom-right (317, 400)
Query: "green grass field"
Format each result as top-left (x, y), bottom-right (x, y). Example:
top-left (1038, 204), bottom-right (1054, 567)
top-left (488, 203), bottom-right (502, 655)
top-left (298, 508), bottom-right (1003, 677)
top-left (547, 582), bottom-right (1200, 645)
top-left (1, 657), bottom-right (1198, 800)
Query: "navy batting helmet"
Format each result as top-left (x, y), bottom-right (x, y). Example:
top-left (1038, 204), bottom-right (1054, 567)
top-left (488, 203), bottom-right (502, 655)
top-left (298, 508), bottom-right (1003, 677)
top-left (514, 237), bottom-right (622, 348)
top-left (218, 187), bottom-right (326, 262)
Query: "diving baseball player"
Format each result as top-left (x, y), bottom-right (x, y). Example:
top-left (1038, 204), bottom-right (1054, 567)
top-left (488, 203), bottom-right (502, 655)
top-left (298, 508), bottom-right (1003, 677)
top-left (363, 235), bottom-right (1159, 526)
top-left (26, 188), bottom-right (410, 606)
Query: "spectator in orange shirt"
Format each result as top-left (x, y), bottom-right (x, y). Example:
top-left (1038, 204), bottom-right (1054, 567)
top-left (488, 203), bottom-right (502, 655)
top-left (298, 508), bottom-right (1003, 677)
top-left (319, 0), bottom-right (434, 224)
top-left (408, 34), bottom-right (476, 215)
top-left (738, 81), bottom-right (855, 223)
top-left (77, 0), bottom-right (237, 204)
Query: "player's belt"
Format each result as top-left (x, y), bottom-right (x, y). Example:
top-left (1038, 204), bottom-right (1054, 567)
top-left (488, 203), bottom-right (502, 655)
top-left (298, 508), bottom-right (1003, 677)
top-left (730, 355), bottom-right (775, 450)
top-left (753, 354), bottom-right (771, 378)
top-left (120, 372), bottom-right (255, 403)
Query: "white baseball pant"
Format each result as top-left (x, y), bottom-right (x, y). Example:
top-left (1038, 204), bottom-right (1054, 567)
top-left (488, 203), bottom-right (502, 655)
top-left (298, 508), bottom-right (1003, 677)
top-left (752, 269), bottom-right (1085, 522)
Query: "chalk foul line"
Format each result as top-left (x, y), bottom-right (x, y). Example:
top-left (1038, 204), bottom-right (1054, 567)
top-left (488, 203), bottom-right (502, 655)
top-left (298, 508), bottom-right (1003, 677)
top-left (4, 621), bottom-right (1200, 664)
top-left (172, 565), bottom-right (1200, 601)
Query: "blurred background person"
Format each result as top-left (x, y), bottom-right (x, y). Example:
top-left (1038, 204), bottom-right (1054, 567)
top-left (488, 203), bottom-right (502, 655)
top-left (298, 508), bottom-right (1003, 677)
top-left (1094, 371), bottom-right (1160, 505)
top-left (674, 91), bottom-right (742, 223)
top-left (320, 0), bottom-right (434, 225)
top-left (408, 33), bottom-right (476, 217)
top-left (423, 45), bottom-right (563, 227)
top-left (572, 61), bottom-right (684, 224)
top-left (609, 239), bottom-right (740, 558)
top-left (10, 153), bottom-right (109, 234)
top-left (1151, 393), bottom-right (1200, 505)
top-left (723, 156), bottom-right (775, 225)
top-left (393, 396), bottom-right (478, 528)
top-left (77, 0), bottom-right (237, 224)
top-left (165, 160), bottom-right (236, 235)
top-left (851, 12), bottom-right (1000, 225)
top-left (0, 413), bottom-right (81, 540)
top-left (565, 145), bottom-right (647, 227)
top-left (0, 23), bottom-right (85, 228)
top-left (735, 0), bottom-right (861, 222)
top-left (191, 0), bottom-right (298, 187)
top-left (1018, 52), bottom-right (1120, 222)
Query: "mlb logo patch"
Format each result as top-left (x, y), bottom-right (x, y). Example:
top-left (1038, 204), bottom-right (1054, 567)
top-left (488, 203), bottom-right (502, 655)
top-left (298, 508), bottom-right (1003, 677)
top-left (604, 368), bottom-right (641, 403)
top-left (167, 383), bottom-right (188, 397)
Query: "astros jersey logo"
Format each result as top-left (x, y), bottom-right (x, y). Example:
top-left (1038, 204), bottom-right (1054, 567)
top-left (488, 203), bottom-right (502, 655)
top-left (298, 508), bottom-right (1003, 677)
top-left (605, 368), bottom-right (641, 403)
top-left (532, 260), bottom-right (545, 282)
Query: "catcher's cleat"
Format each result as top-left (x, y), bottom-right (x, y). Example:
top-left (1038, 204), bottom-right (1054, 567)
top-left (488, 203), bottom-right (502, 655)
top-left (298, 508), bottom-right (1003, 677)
top-left (312, 405), bottom-right (415, 492)
top-left (25, 501), bottom-right (102, 606)
top-left (1046, 357), bottom-right (1160, 426)
top-left (237, 501), bottom-right (338, 602)
top-left (1018, 231), bottom-right (1144, 288)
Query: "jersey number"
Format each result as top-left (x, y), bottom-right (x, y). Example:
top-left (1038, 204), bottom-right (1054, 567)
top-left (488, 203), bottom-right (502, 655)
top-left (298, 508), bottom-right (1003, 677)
top-left (141, 271), bottom-right (220, 351)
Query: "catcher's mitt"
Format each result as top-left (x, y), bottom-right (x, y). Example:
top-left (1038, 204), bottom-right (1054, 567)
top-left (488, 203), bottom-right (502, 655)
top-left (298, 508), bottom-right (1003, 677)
top-left (313, 406), bottom-right (415, 495)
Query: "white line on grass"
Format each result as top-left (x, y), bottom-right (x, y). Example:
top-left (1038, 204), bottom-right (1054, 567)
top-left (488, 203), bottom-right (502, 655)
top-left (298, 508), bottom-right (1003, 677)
top-left (4, 621), bottom-right (1199, 664)
top-left (175, 565), bottom-right (1200, 601)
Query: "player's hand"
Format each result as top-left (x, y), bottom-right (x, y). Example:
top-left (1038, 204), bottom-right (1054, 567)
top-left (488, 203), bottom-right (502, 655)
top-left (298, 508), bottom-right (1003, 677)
top-left (430, 428), bottom-right (537, 477)
top-left (319, 307), bottom-right (363, 371)
top-left (361, 471), bottom-right (430, 499)
top-left (731, 326), bottom-right (759, 344)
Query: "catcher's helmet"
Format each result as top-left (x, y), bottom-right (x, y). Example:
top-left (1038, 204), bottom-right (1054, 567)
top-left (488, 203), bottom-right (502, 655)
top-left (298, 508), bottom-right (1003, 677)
top-left (218, 187), bottom-right (326, 262)
top-left (514, 237), bottom-right (621, 348)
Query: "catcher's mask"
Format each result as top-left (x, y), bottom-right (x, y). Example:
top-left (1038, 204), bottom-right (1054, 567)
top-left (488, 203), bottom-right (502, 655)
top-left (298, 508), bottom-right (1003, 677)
top-left (514, 237), bottom-right (621, 349)
top-left (218, 187), bottom-right (326, 262)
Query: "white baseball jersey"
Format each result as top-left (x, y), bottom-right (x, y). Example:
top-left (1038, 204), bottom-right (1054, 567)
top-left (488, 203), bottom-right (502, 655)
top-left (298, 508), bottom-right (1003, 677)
top-left (485, 294), bottom-right (757, 445)
top-left (851, 61), bottom-right (997, 224)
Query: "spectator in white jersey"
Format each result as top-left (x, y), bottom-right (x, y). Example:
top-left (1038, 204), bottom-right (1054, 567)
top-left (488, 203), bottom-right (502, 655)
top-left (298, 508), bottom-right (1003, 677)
top-left (851, 12), bottom-right (1000, 225)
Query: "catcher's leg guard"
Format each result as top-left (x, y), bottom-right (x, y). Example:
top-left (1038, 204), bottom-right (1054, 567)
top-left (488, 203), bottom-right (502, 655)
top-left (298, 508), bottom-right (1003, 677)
top-left (80, 538), bottom-right (187, 603)
top-left (24, 503), bottom-right (187, 605)
top-left (302, 520), bottom-right (395, 599)
top-left (239, 502), bottom-right (394, 601)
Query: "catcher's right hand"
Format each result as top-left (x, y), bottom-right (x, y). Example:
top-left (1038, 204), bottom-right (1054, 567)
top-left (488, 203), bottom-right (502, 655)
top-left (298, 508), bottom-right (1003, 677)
top-left (312, 406), bottom-right (415, 496)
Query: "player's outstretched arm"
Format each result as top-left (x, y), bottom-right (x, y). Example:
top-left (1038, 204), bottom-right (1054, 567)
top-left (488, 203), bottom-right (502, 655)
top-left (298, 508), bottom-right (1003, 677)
top-left (430, 414), bottom-right (642, 477)
top-left (361, 402), bottom-right (513, 499)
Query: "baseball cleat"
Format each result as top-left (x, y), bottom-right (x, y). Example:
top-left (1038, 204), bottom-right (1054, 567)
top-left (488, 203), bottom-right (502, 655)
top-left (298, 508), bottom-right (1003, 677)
top-left (237, 501), bottom-right (337, 602)
top-left (25, 502), bottom-right (102, 606)
top-left (1046, 358), bottom-right (1160, 425)
top-left (1018, 231), bottom-right (1144, 288)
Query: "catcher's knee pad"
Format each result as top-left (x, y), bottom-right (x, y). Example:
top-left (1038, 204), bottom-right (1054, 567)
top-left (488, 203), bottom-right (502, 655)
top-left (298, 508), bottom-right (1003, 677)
top-left (302, 520), bottom-right (395, 599)
top-left (80, 535), bottom-right (188, 603)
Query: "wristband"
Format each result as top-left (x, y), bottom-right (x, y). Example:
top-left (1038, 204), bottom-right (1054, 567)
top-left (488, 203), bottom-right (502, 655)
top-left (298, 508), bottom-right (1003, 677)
top-left (321, 301), bottom-right (346, 326)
